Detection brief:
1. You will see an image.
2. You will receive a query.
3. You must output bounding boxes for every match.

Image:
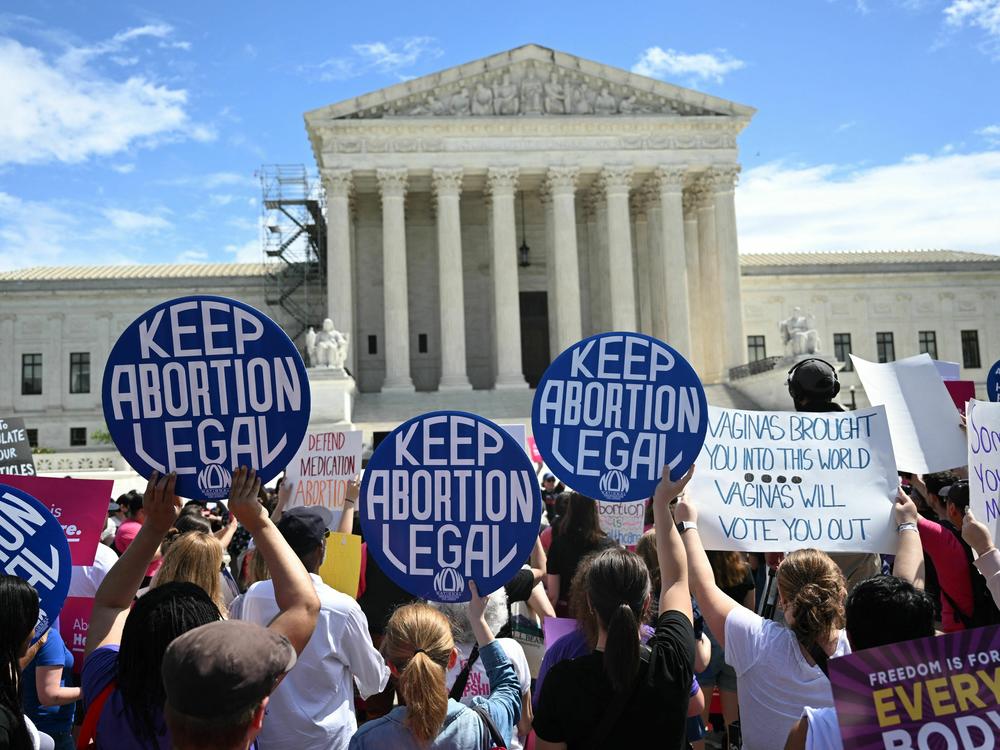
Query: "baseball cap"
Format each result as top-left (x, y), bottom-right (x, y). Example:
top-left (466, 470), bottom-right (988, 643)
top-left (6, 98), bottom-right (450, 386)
top-left (789, 359), bottom-right (838, 398)
top-left (162, 620), bottom-right (296, 718)
top-left (940, 480), bottom-right (970, 511)
top-left (543, 473), bottom-right (555, 482)
top-left (277, 506), bottom-right (334, 556)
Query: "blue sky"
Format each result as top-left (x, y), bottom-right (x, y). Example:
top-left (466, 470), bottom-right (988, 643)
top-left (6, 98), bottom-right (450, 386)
top-left (1, 0), bottom-right (998, 270)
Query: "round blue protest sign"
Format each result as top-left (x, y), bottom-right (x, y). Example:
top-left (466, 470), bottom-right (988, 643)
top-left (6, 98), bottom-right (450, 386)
top-left (360, 410), bottom-right (542, 602)
top-left (0, 484), bottom-right (72, 642)
top-left (532, 332), bottom-right (707, 502)
top-left (102, 295), bottom-right (311, 500)
top-left (988, 359), bottom-right (1000, 402)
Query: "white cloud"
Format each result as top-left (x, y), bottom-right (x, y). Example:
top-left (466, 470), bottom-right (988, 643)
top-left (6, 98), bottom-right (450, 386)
top-left (0, 24), bottom-right (209, 165)
top-left (305, 36), bottom-right (442, 81)
top-left (737, 149), bottom-right (1000, 254)
top-left (103, 208), bottom-right (171, 232)
top-left (976, 124), bottom-right (1000, 144)
top-left (159, 171), bottom-right (255, 189)
top-left (945, 0), bottom-right (1000, 35)
top-left (111, 163), bottom-right (135, 173)
top-left (632, 46), bottom-right (746, 85)
top-left (835, 121), bottom-right (858, 133)
top-left (225, 238), bottom-right (261, 263)
top-left (177, 249), bottom-right (208, 263)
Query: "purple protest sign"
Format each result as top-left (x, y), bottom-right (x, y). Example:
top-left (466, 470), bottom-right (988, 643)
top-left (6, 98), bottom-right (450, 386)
top-left (829, 625), bottom-right (1000, 749)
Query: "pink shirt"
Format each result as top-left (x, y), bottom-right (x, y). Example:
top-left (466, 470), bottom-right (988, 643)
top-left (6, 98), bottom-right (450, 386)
top-left (114, 520), bottom-right (162, 578)
top-left (917, 517), bottom-right (972, 632)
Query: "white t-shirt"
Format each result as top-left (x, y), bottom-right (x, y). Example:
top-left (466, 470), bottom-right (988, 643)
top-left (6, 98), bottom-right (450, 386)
top-left (445, 638), bottom-right (530, 750)
top-left (804, 706), bottom-right (843, 750)
top-left (237, 574), bottom-right (390, 750)
top-left (68, 543), bottom-right (118, 598)
top-left (724, 606), bottom-right (850, 750)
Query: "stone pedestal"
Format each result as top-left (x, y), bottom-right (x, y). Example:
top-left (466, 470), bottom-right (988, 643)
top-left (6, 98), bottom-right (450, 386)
top-left (306, 368), bottom-right (358, 429)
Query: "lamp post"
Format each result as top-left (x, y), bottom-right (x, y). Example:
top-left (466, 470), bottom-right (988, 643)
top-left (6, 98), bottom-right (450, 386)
top-left (849, 385), bottom-right (857, 410)
top-left (518, 191), bottom-right (530, 267)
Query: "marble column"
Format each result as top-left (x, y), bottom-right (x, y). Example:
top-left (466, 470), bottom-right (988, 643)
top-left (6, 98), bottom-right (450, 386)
top-left (693, 178), bottom-right (724, 382)
top-left (0, 314), bottom-right (13, 410)
top-left (710, 166), bottom-right (746, 375)
top-left (682, 190), bottom-right (704, 374)
top-left (653, 167), bottom-right (692, 356)
top-left (584, 191), bottom-right (609, 334)
top-left (644, 187), bottom-right (666, 341)
top-left (376, 168), bottom-right (415, 392)
top-left (540, 184), bottom-right (560, 358)
top-left (432, 168), bottom-right (472, 390)
top-left (486, 167), bottom-right (527, 389)
top-left (322, 169), bottom-right (354, 374)
top-left (599, 166), bottom-right (637, 331)
top-left (544, 166), bottom-right (583, 352)
top-left (631, 189), bottom-right (653, 335)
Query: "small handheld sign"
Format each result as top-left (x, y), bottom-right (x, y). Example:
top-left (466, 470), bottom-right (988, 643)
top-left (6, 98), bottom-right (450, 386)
top-left (532, 332), bottom-right (707, 502)
top-left (0, 484), bottom-right (72, 642)
top-left (988, 359), bottom-right (1000, 402)
top-left (360, 410), bottom-right (542, 602)
top-left (102, 295), bottom-right (311, 500)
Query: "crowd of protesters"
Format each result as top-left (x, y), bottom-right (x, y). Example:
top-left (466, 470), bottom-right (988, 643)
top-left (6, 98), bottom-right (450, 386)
top-left (0, 356), bottom-right (993, 750)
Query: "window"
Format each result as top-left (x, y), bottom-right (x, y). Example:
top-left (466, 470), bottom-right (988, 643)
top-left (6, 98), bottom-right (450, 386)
top-left (833, 333), bottom-right (853, 372)
top-left (876, 332), bottom-right (895, 363)
top-left (21, 353), bottom-right (42, 395)
top-left (70, 352), bottom-right (90, 394)
top-left (918, 331), bottom-right (938, 360)
top-left (26, 429), bottom-right (38, 448)
top-left (746, 335), bottom-right (766, 362)
top-left (418, 334), bottom-right (428, 354)
top-left (367, 335), bottom-right (378, 355)
top-left (962, 330), bottom-right (982, 369)
top-left (70, 427), bottom-right (87, 447)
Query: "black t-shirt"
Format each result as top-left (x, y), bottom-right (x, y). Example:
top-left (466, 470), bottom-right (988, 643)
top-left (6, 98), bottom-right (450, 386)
top-left (533, 610), bottom-right (695, 749)
top-left (0, 703), bottom-right (27, 750)
top-left (504, 567), bottom-right (536, 604)
top-left (358, 553), bottom-right (416, 635)
top-left (722, 568), bottom-right (756, 606)
top-left (547, 533), bottom-right (617, 602)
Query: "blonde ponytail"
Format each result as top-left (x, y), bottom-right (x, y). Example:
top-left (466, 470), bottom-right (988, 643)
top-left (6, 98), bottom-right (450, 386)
top-left (382, 604), bottom-right (454, 743)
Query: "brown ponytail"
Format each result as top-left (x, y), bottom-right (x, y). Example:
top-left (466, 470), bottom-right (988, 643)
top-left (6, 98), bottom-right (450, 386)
top-left (382, 604), bottom-right (454, 743)
top-left (777, 549), bottom-right (846, 649)
top-left (586, 547), bottom-right (650, 692)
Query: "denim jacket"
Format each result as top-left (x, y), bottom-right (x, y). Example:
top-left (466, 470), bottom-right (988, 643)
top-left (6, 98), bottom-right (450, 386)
top-left (349, 639), bottom-right (520, 750)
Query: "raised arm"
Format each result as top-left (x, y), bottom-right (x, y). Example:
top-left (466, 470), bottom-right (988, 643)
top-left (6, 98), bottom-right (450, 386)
top-left (270, 477), bottom-right (292, 523)
top-left (964, 508), bottom-right (1000, 609)
top-left (86, 472), bottom-right (179, 658)
top-left (652, 464), bottom-right (694, 622)
top-left (467, 581), bottom-right (522, 741)
top-left (529, 535), bottom-right (547, 585)
top-left (227, 467), bottom-right (320, 655)
top-left (892, 489), bottom-right (925, 588)
top-left (673, 491), bottom-right (741, 650)
top-left (337, 477), bottom-right (360, 535)
top-left (214, 511), bottom-right (239, 549)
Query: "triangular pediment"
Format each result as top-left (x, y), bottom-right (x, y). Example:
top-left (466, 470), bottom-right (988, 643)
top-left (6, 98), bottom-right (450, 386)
top-left (305, 44), bottom-right (755, 122)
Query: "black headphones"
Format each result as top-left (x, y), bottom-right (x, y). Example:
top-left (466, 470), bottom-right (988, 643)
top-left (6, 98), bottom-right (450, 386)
top-left (786, 357), bottom-right (841, 401)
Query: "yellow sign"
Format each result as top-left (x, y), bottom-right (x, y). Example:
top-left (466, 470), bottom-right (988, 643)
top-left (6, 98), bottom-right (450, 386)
top-left (318, 531), bottom-right (363, 598)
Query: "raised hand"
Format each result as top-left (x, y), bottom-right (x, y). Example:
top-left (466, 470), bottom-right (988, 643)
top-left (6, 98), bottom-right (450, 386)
top-left (228, 467), bottom-right (266, 532)
top-left (963, 507), bottom-right (995, 556)
top-left (893, 487), bottom-right (919, 526)
top-left (654, 463), bottom-right (695, 508)
top-left (143, 471), bottom-right (180, 535)
top-left (346, 476), bottom-right (361, 504)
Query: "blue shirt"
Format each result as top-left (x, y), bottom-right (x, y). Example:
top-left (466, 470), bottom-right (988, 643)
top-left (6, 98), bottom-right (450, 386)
top-left (349, 639), bottom-right (520, 750)
top-left (22, 628), bottom-right (75, 736)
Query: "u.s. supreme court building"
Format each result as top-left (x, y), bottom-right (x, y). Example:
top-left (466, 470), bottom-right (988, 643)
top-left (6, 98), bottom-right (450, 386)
top-left (1, 45), bottom-right (996, 459)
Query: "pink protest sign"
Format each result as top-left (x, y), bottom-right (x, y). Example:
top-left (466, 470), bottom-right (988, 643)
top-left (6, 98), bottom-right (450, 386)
top-left (543, 616), bottom-right (578, 649)
top-left (59, 596), bottom-right (95, 674)
top-left (0, 475), bottom-right (111, 566)
top-left (944, 380), bottom-right (976, 414)
top-left (526, 436), bottom-right (542, 463)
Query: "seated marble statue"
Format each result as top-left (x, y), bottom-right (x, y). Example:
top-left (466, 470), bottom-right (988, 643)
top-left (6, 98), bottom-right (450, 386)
top-left (780, 307), bottom-right (821, 357)
top-left (306, 318), bottom-right (349, 372)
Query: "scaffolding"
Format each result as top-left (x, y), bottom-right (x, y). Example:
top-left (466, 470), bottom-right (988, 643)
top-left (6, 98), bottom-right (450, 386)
top-left (259, 165), bottom-right (326, 348)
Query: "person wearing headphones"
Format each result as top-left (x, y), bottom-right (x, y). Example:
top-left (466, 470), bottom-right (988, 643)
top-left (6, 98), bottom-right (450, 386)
top-left (785, 358), bottom-right (882, 594)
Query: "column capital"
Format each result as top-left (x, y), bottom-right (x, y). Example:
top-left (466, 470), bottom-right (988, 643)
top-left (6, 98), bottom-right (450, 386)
top-left (376, 168), bottom-right (408, 199)
top-left (704, 165), bottom-right (741, 192)
top-left (598, 165), bottom-right (634, 196)
top-left (690, 179), bottom-right (715, 209)
top-left (653, 166), bottom-right (688, 192)
top-left (544, 166), bottom-right (580, 196)
top-left (431, 167), bottom-right (464, 198)
top-left (682, 189), bottom-right (699, 219)
top-left (486, 167), bottom-right (519, 196)
top-left (582, 189), bottom-right (601, 219)
top-left (321, 168), bottom-right (353, 198)
top-left (641, 181), bottom-right (661, 210)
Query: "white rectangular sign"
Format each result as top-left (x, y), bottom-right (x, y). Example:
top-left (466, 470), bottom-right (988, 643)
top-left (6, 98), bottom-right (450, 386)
top-left (284, 430), bottom-right (362, 515)
top-left (851, 353), bottom-right (967, 474)
top-left (597, 500), bottom-right (646, 548)
top-left (687, 406), bottom-right (899, 553)
top-left (968, 399), bottom-right (1000, 536)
